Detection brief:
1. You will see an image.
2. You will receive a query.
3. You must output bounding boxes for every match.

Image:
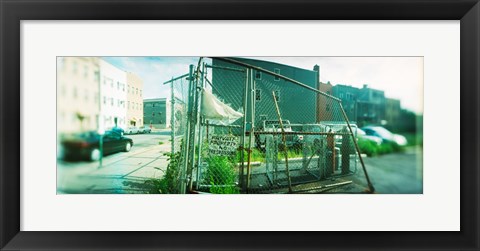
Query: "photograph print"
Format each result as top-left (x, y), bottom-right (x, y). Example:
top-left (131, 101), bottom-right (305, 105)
top-left (57, 56), bottom-right (423, 194)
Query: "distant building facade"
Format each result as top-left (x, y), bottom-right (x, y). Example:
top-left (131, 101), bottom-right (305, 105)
top-left (332, 84), bottom-right (386, 126)
top-left (331, 84), bottom-right (359, 123)
top-left (316, 81), bottom-right (334, 122)
top-left (356, 85), bottom-right (386, 126)
top-left (57, 57), bottom-right (100, 133)
top-left (126, 72), bottom-right (144, 127)
top-left (385, 98), bottom-right (402, 131)
top-left (99, 60), bottom-right (128, 129)
top-left (143, 98), bottom-right (170, 129)
top-left (212, 57), bottom-right (318, 128)
top-left (57, 57), bottom-right (144, 133)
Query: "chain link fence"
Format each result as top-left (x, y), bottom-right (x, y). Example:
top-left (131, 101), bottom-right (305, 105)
top-left (166, 57), bottom-right (374, 194)
top-left (194, 64), bottom-right (246, 193)
top-left (162, 73), bottom-right (190, 194)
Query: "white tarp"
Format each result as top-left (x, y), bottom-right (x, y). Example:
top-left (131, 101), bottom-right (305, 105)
top-left (201, 89), bottom-right (243, 125)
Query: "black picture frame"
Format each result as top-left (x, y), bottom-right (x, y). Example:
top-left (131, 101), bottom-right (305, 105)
top-left (1, 0), bottom-right (479, 250)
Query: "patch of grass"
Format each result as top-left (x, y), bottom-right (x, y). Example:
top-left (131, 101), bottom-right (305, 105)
top-left (357, 138), bottom-right (378, 157)
top-left (235, 147), bottom-right (306, 163)
top-left (236, 148), bottom-right (265, 163)
top-left (357, 138), bottom-right (405, 157)
top-left (278, 149), bottom-right (303, 160)
top-left (402, 132), bottom-right (423, 146)
top-left (205, 156), bottom-right (239, 194)
top-left (158, 141), bottom-right (164, 145)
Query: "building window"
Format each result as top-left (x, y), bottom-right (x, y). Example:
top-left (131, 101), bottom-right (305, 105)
top-left (255, 71), bottom-right (262, 80)
top-left (84, 66), bottom-right (88, 78)
top-left (110, 98), bottom-right (114, 106)
top-left (128, 85), bottom-right (130, 93)
top-left (94, 71), bottom-right (100, 82)
top-left (136, 88), bottom-right (138, 95)
top-left (340, 93), bottom-right (344, 99)
top-left (255, 89), bottom-right (261, 101)
top-left (128, 101), bottom-right (130, 109)
top-left (346, 93), bottom-right (354, 100)
top-left (152, 103), bottom-right (155, 107)
top-left (84, 90), bottom-right (88, 101)
top-left (103, 96), bottom-right (106, 104)
top-left (274, 68), bottom-right (280, 81)
top-left (140, 90), bottom-right (142, 96)
top-left (117, 82), bottom-right (120, 90)
top-left (73, 87), bottom-right (78, 99)
top-left (273, 90), bottom-right (280, 102)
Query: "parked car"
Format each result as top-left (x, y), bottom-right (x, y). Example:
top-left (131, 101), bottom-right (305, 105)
top-left (361, 126), bottom-right (407, 146)
top-left (356, 128), bottom-right (383, 145)
top-left (60, 130), bottom-right (133, 161)
top-left (138, 126), bottom-right (152, 134)
top-left (108, 126), bottom-right (124, 136)
top-left (125, 126), bottom-right (140, 134)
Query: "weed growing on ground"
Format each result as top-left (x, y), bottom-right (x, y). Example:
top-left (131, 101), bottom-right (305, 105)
top-left (146, 145), bottom-right (182, 194)
top-left (205, 156), bottom-right (239, 194)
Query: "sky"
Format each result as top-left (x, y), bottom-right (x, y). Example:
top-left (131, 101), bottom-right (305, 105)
top-left (103, 57), bottom-right (205, 99)
top-left (103, 57), bottom-right (423, 114)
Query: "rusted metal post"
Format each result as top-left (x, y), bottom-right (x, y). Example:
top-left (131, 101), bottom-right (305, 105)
top-left (338, 102), bottom-right (375, 193)
top-left (272, 91), bottom-right (293, 193)
top-left (246, 70), bottom-right (256, 191)
top-left (239, 69), bottom-right (249, 192)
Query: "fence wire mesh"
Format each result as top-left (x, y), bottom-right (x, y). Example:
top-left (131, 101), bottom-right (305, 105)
top-left (194, 64), bottom-right (246, 193)
top-left (164, 74), bottom-right (190, 194)
top-left (167, 57), bottom-right (373, 194)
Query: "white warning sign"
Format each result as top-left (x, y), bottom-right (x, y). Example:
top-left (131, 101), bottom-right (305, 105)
top-left (208, 134), bottom-right (238, 156)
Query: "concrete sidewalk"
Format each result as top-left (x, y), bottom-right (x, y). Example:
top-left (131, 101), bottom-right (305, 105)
top-left (57, 142), bottom-right (171, 194)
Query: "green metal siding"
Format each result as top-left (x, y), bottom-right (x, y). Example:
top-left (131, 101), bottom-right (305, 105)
top-left (212, 58), bottom-right (318, 128)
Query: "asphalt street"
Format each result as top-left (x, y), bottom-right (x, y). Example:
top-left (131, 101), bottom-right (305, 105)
top-left (352, 146), bottom-right (423, 194)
